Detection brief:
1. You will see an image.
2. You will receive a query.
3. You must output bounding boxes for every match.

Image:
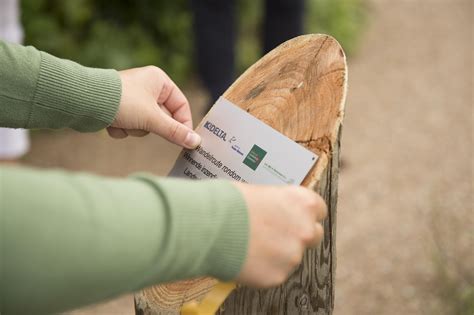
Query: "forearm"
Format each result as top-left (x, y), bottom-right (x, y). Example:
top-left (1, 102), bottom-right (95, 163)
top-left (0, 40), bottom-right (250, 314)
top-left (0, 40), bottom-right (121, 132)
top-left (0, 167), bottom-right (248, 314)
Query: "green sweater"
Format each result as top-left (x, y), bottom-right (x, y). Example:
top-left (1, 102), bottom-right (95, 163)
top-left (0, 41), bottom-right (249, 314)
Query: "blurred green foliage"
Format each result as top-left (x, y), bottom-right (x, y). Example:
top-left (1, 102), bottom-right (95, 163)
top-left (306, 0), bottom-right (368, 55)
top-left (22, 0), bottom-right (367, 86)
top-left (22, 0), bottom-right (193, 83)
top-left (237, 0), bottom-right (368, 73)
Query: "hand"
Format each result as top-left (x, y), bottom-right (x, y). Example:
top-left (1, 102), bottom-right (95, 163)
top-left (107, 66), bottom-right (201, 149)
top-left (234, 183), bottom-right (327, 288)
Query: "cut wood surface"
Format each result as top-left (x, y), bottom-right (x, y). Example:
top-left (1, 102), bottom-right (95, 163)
top-left (135, 34), bottom-right (347, 315)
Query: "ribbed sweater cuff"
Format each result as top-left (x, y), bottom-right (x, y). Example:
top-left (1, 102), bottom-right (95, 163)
top-left (204, 182), bottom-right (249, 280)
top-left (28, 51), bottom-right (122, 132)
top-left (134, 177), bottom-right (249, 282)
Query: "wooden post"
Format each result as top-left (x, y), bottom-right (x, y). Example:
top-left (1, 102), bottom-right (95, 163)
top-left (135, 34), bottom-right (347, 315)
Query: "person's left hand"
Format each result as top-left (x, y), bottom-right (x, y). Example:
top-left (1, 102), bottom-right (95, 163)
top-left (107, 66), bottom-right (201, 149)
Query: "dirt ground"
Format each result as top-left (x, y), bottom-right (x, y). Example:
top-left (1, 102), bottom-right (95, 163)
top-left (21, 0), bottom-right (472, 314)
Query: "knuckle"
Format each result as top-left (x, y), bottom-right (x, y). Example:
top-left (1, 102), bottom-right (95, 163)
top-left (320, 199), bottom-right (329, 220)
top-left (295, 186), bottom-right (310, 198)
top-left (145, 65), bottom-right (160, 74)
top-left (313, 223), bottom-right (325, 246)
top-left (283, 187), bottom-right (327, 219)
top-left (300, 225), bottom-right (316, 243)
top-left (286, 186), bottom-right (309, 204)
top-left (275, 272), bottom-right (288, 285)
top-left (144, 66), bottom-right (165, 81)
top-left (306, 194), bottom-right (327, 219)
top-left (286, 185), bottom-right (303, 197)
top-left (303, 197), bottom-right (317, 212)
top-left (168, 123), bottom-right (181, 141)
top-left (289, 252), bottom-right (303, 267)
top-left (158, 81), bottom-right (171, 103)
top-left (287, 242), bottom-right (304, 265)
top-left (307, 192), bottom-right (322, 208)
top-left (143, 65), bottom-right (156, 75)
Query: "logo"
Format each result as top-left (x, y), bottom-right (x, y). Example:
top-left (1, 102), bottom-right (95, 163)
top-left (243, 144), bottom-right (267, 170)
top-left (231, 144), bottom-right (244, 156)
top-left (203, 121), bottom-right (227, 141)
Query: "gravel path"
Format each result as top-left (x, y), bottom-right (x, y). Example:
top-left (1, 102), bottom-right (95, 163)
top-left (335, 1), bottom-right (472, 314)
top-left (22, 0), bottom-right (472, 314)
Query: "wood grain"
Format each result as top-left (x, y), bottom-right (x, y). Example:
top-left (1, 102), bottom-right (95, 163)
top-left (135, 34), bottom-right (347, 315)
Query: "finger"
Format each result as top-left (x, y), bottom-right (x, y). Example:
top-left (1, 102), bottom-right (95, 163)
top-left (308, 223), bottom-right (324, 248)
top-left (149, 111), bottom-right (201, 149)
top-left (172, 101), bottom-right (194, 130)
top-left (157, 74), bottom-right (194, 130)
top-left (159, 104), bottom-right (172, 117)
top-left (287, 244), bottom-right (304, 270)
top-left (297, 188), bottom-right (327, 222)
top-left (316, 196), bottom-right (328, 222)
top-left (305, 190), bottom-right (327, 222)
top-left (127, 129), bottom-right (150, 137)
top-left (107, 127), bottom-right (128, 139)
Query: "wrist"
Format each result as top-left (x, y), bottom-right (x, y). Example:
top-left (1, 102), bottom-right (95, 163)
top-left (132, 176), bottom-right (250, 281)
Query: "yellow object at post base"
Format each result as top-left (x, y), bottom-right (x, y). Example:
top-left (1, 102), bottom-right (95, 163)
top-left (180, 282), bottom-right (236, 315)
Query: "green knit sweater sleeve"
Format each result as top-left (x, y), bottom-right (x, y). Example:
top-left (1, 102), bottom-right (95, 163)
top-left (0, 167), bottom-right (248, 314)
top-left (0, 40), bottom-right (121, 131)
top-left (0, 41), bottom-right (250, 314)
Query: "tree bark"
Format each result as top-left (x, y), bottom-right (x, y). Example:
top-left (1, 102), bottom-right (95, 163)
top-left (135, 34), bottom-right (347, 315)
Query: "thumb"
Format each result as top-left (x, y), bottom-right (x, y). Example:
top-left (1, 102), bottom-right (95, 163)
top-left (150, 111), bottom-right (201, 149)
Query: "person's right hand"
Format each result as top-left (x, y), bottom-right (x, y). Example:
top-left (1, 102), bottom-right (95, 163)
top-left (234, 183), bottom-right (327, 288)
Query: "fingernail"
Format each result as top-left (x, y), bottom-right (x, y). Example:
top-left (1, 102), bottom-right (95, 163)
top-left (184, 131), bottom-right (201, 149)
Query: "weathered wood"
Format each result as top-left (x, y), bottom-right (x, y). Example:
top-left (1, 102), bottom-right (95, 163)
top-left (216, 130), bottom-right (341, 315)
top-left (135, 34), bottom-right (347, 315)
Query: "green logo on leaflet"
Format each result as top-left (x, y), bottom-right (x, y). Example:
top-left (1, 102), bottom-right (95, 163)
top-left (243, 145), bottom-right (267, 170)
